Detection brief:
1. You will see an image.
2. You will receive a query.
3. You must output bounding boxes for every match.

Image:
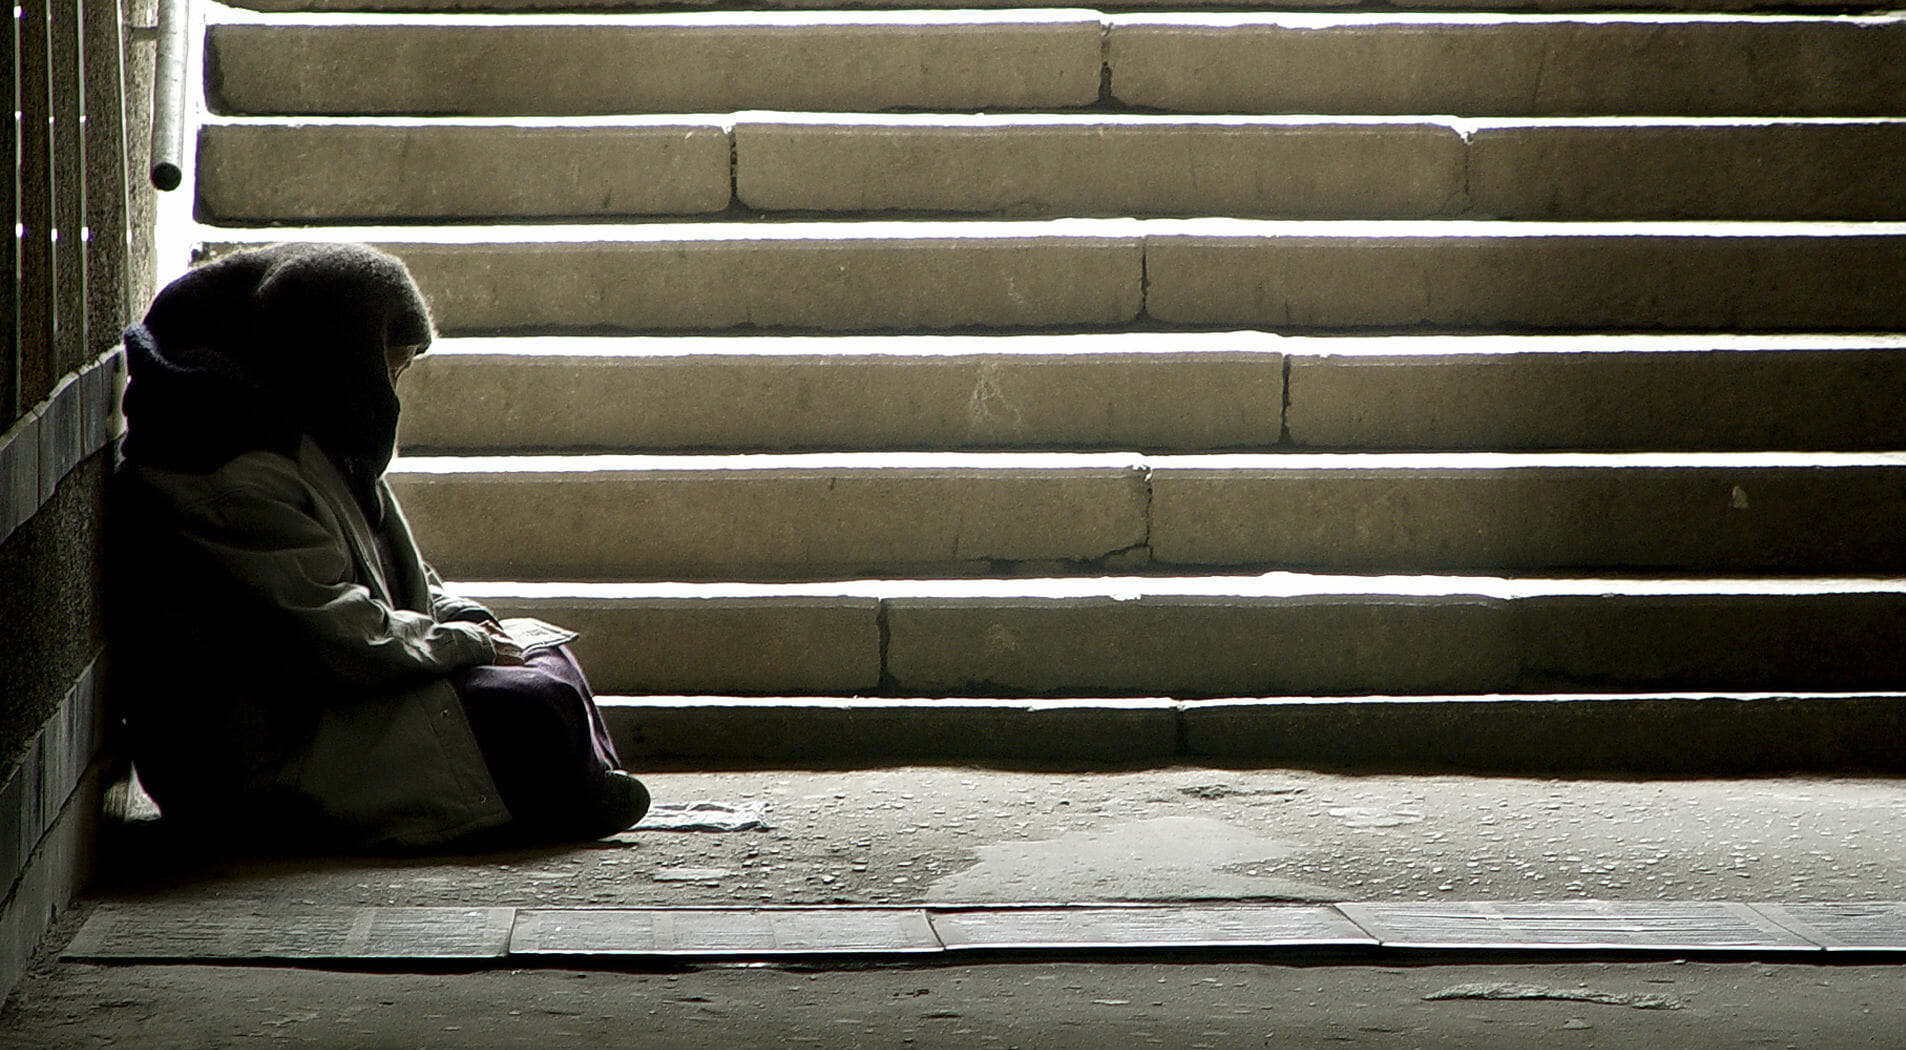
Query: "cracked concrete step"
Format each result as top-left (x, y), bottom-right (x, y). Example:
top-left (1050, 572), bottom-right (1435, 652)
top-left (203, 222), bottom-right (1906, 333)
top-left (1108, 13), bottom-right (1906, 116)
top-left (390, 452), bottom-right (1906, 580)
top-left (450, 576), bottom-right (1906, 696)
top-left (597, 694), bottom-right (1906, 771)
top-left (199, 116), bottom-right (1906, 224)
top-left (205, 13), bottom-right (1104, 117)
top-left (395, 334), bottom-right (1906, 454)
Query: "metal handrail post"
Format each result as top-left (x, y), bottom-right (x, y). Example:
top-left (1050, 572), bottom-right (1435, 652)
top-left (149, 0), bottom-right (188, 191)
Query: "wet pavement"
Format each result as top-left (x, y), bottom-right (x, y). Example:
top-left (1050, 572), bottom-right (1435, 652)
top-left (3, 766), bottom-right (1903, 1047)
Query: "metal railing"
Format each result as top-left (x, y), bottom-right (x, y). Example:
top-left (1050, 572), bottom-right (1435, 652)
top-left (150, 0), bottom-right (189, 190)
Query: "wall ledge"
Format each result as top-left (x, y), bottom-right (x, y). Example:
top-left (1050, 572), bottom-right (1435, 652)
top-left (0, 658), bottom-right (106, 1004)
top-left (1, 348), bottom-right (124, 545)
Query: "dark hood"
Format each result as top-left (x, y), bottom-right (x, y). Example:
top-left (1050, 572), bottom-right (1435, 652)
top-left (122, 242), bottom-right (435, 523)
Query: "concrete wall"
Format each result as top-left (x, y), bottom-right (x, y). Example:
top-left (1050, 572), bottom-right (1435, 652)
top-left (2, 0), bottom-right (156, 1003)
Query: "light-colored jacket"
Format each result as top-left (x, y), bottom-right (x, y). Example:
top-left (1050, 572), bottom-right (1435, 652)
top-left (111, 435), bottom-right (511, 849)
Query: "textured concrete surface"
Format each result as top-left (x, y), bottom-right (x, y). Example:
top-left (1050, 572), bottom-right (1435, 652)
top-left (7, 957), bottom-right (1899, 1049)
top-left (62, 767), bottom-right (1906, 909)
top-left (1144, 226), bottom-right (1906, 331)
top-left (1106, 15), bottom-right (1906, 116)
top-left (1514, 592), bottom-right (1906, 693)
top-left (346, 232), bottom-right (1146, 333)
top-left (883, 591), bottom-right (1519, 697)
top-left (208, 16), bottom-right (1104, 115)
top-left (396, 336), bottom-right (1287, 453)
top-left (201, 116), bottom-right (1906, 225)
top-left (604, 695), bottom-right (1906, 773)
top-left (879, 580), bottom-right (1906, 697)
top-left (205, 224), bottom-right (1906, 334)
top-left (196, 122), bottom-right (733, 222)
top-left (462, 590), bottom-right (883, 695)
top-left (735, 118), bottom-right (1466, 218)
top-left (1146, 455), bottom-right (1906, 573)
top-left (1467, 120), bottom-right (1906, 221)
top-left (398, 453), bottom-right (1906, 579)
top-left (395, 335), bottom-right (1906, 456)
top-left (1281, 340), bottom-right (1906, 451)
top-left (5, 768), bottom-right (1904, 1047)
top-left (443, 577), bottom-right (1906, 698)
top-left (391, 455), bottom-right (1151, 581)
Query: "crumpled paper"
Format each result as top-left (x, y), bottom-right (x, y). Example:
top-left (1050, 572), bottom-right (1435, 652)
top-left (1424, 982), bottom-right (1684, 1010)
top-left (630, 800), bottom-right (772, 833)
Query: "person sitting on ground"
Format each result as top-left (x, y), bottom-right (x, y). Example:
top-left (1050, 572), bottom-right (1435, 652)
top-left (109, 241), bottom-right (648, 852)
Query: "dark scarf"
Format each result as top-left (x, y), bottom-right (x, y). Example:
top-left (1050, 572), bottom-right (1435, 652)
top-left (121, 243), bottom-right (434, 525)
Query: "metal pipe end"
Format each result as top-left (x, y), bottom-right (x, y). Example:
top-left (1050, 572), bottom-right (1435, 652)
top-left (150, 162), bottom-right (183, 192)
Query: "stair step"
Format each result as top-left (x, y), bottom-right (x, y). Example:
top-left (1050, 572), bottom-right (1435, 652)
top-left (204, 222), bottom-right (1906, 333)
top-left (200, 116), bottom-right (1906, 224)
top-left (1141, 220), bottom-right (1906, 331)
top-left (451, 576), bottom-right (1906, 696)
top-left (397, 332), bottom-right (1287, 453)
top-left (222, 0), bottom-right (1906, 14)
top-left (396, 334), bottom-right (1906, 454)
top-left (1280, 334), bottom-right (1906, 453)
top-left (1108, 13), bottom-right (1906, 117)
top-left (207, 12), bottom-right (1906, 118)
top-left (197, 119), bottom-right (734, 223)
top-left (741, 115), bottom-right (1906, 223)
top-left (394, 452), bottom-right (1151, 581)
top-left (599, 694), bottom-right (1906, 771)
top-left (206, 12), bottom-right (1104, 117)
top-left (1463, 118), bottom-right (1906, 222)
top-left (391, 452), bottom-right (1906, 580)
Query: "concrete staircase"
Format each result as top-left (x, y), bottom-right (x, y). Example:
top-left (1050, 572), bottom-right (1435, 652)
top-left (188, 0), bottom-right (1906, 771)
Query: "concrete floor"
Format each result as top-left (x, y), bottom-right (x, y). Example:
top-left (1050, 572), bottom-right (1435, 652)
top-left (4, 765), bottom-right (1903, 1047)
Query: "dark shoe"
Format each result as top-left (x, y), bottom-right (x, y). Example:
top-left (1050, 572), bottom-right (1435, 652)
top-left (579, 770), bottom-right (650, 839)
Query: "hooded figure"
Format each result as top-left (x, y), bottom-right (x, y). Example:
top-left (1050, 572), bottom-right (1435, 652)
top-left (110, 243), bottom-right (647, 851)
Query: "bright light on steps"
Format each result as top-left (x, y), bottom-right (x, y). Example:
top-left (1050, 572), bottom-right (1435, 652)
top-left (199, 113), bottom-right (1906, 130)
top-left (204, 5), bottom-right (1906, 29)
top-left (1112, 11), bottom-right (1906, 28)
top-left (390, 450), bottom-right (1906, 473)
top-left (420, 332), bottom-right (1906, 358)
top-left (203, 218), bottom-right (1906, 244)
top-left (598, 692), bottom-right (1906, 709)
top-left (203, 6), bottom-right (1118, 28)
top-left (448, 574), bottom-right (1906, 602)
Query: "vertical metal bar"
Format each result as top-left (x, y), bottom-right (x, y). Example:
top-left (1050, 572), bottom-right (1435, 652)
top-left (149, 0), bottom-right (185, 191)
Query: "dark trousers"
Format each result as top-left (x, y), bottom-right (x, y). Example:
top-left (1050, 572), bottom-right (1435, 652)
top-left (452, 646), bottom-right (623, 833)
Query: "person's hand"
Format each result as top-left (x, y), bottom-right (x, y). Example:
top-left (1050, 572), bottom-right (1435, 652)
top-left (480, 621), bottom-right (526, 666)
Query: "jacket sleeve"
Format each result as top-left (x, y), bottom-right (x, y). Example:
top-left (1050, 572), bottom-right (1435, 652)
top-left (424, 562), bottom-right (497, 625)
top-left (165, 464), bottom-right (497, 687)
